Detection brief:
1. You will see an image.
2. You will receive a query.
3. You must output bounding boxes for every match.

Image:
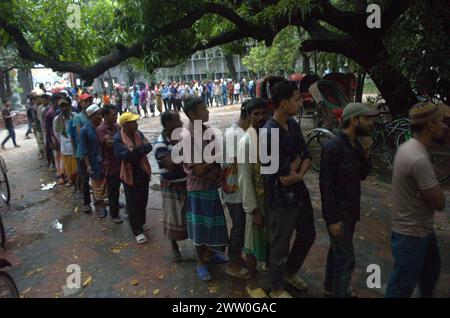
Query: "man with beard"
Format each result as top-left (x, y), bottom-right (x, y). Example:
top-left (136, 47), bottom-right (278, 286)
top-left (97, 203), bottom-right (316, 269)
top-left (320, 102), bottom-right (378, 298)
top-left (386, 103), bottom-right (449, 298)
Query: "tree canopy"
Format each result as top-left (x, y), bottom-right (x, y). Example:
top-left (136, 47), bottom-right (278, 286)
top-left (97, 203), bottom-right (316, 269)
top-left (0, 0), bottom-right (448, 114)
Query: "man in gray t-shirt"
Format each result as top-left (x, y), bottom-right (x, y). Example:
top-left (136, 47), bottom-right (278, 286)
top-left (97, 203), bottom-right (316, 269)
top-left (386, 102), bottom-right (449, 298)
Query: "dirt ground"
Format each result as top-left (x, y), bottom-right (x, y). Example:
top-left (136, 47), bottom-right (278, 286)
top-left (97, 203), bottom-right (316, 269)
top-left (0, 104), bottom-right (448, 298)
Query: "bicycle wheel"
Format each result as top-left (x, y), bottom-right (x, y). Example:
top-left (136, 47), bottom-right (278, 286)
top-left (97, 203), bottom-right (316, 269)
top-left (0, 215), bottom-right (5, 249)
top-left (307, 132), bottom-right (333, 172)
top-left (0, 169), bottom-right (10, 204)
top-left (0, 271), bottom-right (19, 298)
top-left (430, 148), bottom-right (450, 183)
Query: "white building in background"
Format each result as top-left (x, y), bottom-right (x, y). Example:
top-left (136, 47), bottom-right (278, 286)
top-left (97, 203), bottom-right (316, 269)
top-left (91, 65), bottom-right (147, 93)
top-left (155, 48), bottom-right (250, 82)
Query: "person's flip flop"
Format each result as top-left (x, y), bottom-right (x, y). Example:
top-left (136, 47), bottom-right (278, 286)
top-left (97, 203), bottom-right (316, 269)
top-left (196, 265), bottom-right (211, 282)
top-left (246, 285), bottom-right (268, 298)
top-left (225, 267), bottom-right (251, 280)
top-left (135, 234), bottom-right (148, 244)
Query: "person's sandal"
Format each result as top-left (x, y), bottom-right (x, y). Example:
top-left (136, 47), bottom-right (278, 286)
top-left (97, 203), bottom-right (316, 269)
top-left (196, 265), bottom-right (211, 282)
top-left (246, 285), bottom-right (268, 298)
top-left (284, 274), bottom-right (308, 291)
top-left (225, 267), bottom-right (251, 280)
top-left (135, 234), bottom-right (148, 244)
top-left (269, 290), bottom-right (293, 298)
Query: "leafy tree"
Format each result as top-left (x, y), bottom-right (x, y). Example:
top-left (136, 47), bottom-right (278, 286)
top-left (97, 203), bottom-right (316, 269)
top-left (1, 0), bottom-right (446, 115)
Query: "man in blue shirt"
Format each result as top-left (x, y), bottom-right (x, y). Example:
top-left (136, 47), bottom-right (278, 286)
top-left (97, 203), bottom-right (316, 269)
top-left (262, 80), bottom-right (315, 298)
top-left (162, 84), bottom-right (171, 111)
top-left (79, 104), bottom-right (107, 218)
top-left (132, 86), bottom-right (140, 115)
top-left (71, 93), bottom-right (93, 213)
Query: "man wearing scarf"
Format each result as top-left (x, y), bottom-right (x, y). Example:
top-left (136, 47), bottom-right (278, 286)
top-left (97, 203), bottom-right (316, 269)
top-left (113, 112), bottom-right (152, 244)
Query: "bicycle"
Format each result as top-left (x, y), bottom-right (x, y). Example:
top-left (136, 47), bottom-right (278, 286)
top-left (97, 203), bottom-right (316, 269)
top-left (0, 259), bottom-right (19, 298)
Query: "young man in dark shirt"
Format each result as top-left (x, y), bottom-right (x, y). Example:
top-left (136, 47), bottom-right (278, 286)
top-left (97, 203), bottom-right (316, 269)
top-left (262, 80), bottom-right (316, 298)
top-left (1, 98), bottom-right (20, 149)
top-left (320, 102), bottom-right (376, 298)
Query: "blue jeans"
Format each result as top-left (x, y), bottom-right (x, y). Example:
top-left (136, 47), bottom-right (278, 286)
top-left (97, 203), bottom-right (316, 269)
top-left (324, 220), bottom-right (356, 298)
top-left (385, 231), bottom-right (441, 298)
top-left (2, 126), bottom-right (17, 146)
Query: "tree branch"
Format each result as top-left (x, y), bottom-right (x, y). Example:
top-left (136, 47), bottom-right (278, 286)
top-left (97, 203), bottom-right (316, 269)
top-left (381, 0), bottom-right (415, 31)
top-left (0, 2), bottom-right (261, 82)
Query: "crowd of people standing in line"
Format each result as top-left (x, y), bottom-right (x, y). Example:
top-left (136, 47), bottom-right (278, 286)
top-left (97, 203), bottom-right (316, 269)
top-left (84, 78), bottom-right (258, 119)
top-left (0, 77), bottom-right (448, 299)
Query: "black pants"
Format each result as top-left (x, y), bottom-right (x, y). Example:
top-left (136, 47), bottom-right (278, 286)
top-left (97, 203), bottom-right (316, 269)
top-left (226, 203), bottom-right (246, 263)
top-left (2, 126), bottom-right (17, 146)
top-left (77, 159), bottom-right (91, 206)
top-left (25, 121), bottom-right (33, 136)
top-left (324, 220), bottom-right (356, 297)
top-left (115, 104), bottom-right (123, 115)
top-left (163, 98), bottom-right (170, 111)
top-left (124, 181), bottom-right (149, 236)
top-left (267, 194), bottom-right (316, 291)
top-left (149, 103), bottom-right (155, 114)
top-left (107, 174), bottom-right (122, 218)
top-left (45, 135), bottom-right (54, 166)
top-left (141, 103), bottom-right (148, 116)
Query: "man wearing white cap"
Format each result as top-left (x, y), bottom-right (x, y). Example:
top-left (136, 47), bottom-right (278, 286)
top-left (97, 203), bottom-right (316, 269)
top-left (79, 104), bottom-right (107, 218)
top-left (386, 103), bottom-right (449, 298)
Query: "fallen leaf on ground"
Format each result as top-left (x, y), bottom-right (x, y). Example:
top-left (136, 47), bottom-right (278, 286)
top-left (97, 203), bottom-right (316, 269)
top-left (22, 287), bottom-right (32, 295)
top-left (35, 267), bottom-right (45, 273)
top-left (153, 289), bottom-right (160, 295)
top-left (82, 276), bottom-right (92, 288)
top-left (358, 235), bottom-right (365, 240)
top-left (130, 279), bottom-right (139, 286)
top-left (158, 274), bottom-right (165, 280)
top-left (74, 206), bottom-right (79, 213)
top-left (139, 290), bottom-right (147, 296)
top-left (208, 286), bottom-right (218, 294)
top-left (111, 249), bottom-right (121, 253)
top-left (26, 270), bottom-right (36, 277)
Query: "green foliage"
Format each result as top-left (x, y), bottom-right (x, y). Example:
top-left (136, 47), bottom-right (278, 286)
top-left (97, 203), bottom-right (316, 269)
top-left (386, 0), bottom-right (450, 102)
top-left (242, 26), bottom-right (301, 75)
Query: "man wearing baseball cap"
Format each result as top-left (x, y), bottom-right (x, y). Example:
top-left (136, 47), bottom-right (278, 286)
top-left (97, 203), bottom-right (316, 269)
top-left (386, 102), bottom-right (448, 298)
top-left (320, 102), bottom-right (377, 298)
top-left (71, 93), bottom-right (94, 213)
top-left (79, 104), bottom-right (107, 218)
top-left (113, 112), bottom-right (152, 244)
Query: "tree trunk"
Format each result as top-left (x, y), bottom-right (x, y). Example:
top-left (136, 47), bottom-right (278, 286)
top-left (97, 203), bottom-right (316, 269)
top-left (4, 71), bottom-right (12, 97)
top-left (368, 59), bottom-right (417, 117)
top-left (18, 68), bottom-right (33, 104)
top-left (224, 54), bottom-right (237, 80)
top-left (301, 53), bottom-right (311, 75)
top-left (127, 66), bottom-right (135, 87)
top-left (0, 69), bottom-right (6, 101)
top-left (355, 72), bottom-right (365, 102)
